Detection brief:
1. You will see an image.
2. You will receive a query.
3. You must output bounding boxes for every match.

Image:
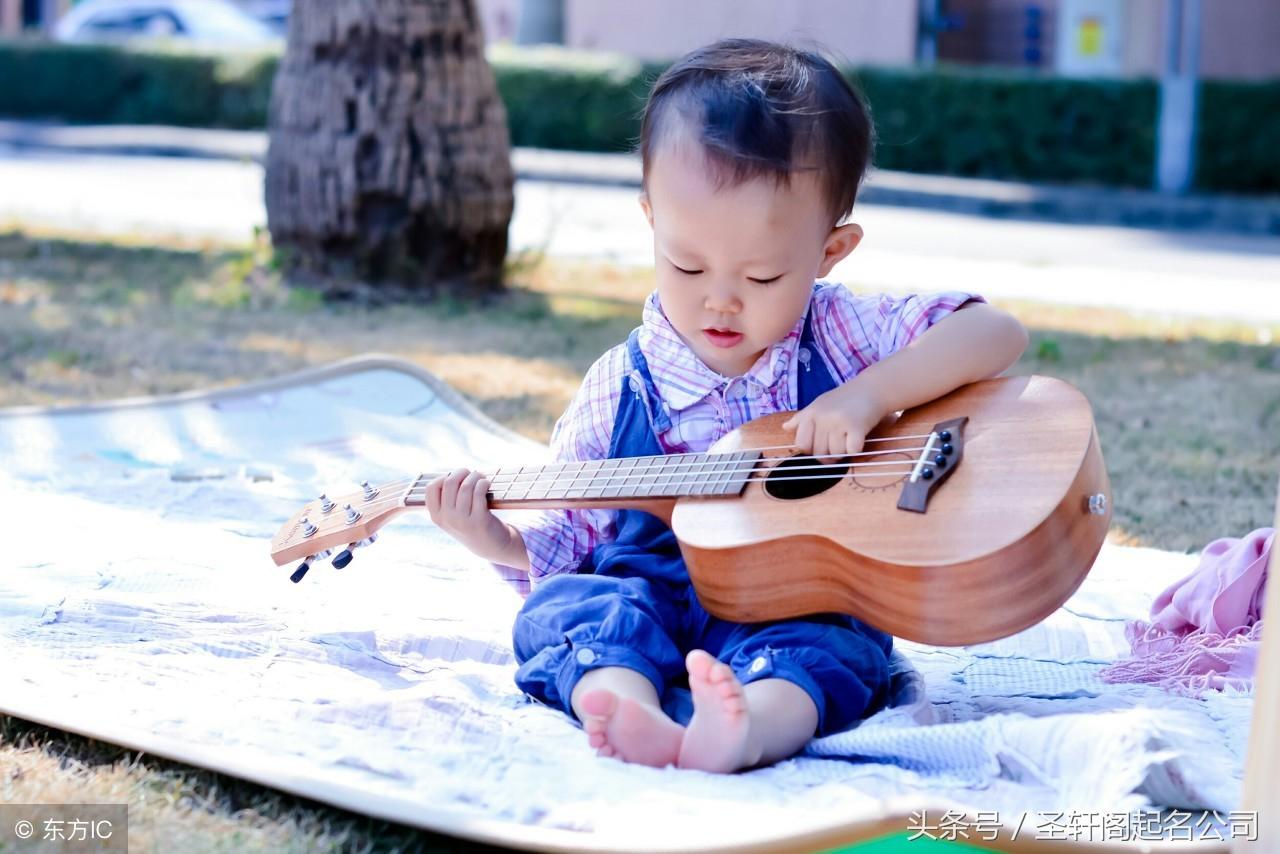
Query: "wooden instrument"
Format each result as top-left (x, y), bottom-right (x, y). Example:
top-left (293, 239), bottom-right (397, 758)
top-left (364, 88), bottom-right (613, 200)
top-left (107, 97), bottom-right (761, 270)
top-left (270, 375), bottom-right (1111, 646)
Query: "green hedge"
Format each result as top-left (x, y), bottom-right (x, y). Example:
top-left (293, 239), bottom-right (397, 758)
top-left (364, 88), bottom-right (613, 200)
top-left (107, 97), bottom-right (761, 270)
top-left (856, 66), bottom-right (1158, 188)
top-left (1, 38), bottom-right (1275, 194)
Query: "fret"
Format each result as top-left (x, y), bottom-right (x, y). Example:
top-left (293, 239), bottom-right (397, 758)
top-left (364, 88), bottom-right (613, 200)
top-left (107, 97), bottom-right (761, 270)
top-left (601, 458), bottom-right (622, 496)
top-left (696, 453), bottom-right (716, 494)
top-left (637, 453), bottom-right (660, 501)
top-left (547, 460), bottom-right (573, 501)
top-left (488, 467), bottom-right (507, 501)
top-left (713, 454), bottom-right (734, 495)
top-left (574, 459), bottom-right (596, 500)
top-left (665, 453), bottom-right (686, 494)
top-left (530, 461), bottom-right (561, 501)
top-left (605, 457), bottom-right (627, 499)
top-left (564, 459), bottom-right (586, 500)
top-left (729, 452), bottom-right (750, 492)
top-left (515, 465), bottom-right (535, 501)
top-left (687, 454), bottom-right (706, 496)
top-left (735, 451), bottom-right (761, 493)
top-left (636, 456), bottom-right (655, 498)
top-left (643, 455), bottom-right (659, 497)
top-left (687, 457), bottom-right (704, 497)
top-left (705, 454), bottom-right (726, 496)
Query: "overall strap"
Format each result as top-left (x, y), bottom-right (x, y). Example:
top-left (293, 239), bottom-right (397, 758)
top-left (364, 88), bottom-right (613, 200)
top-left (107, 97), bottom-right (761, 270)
top-left (795, 306), bottom-right (841, 406)
top-left (607, 328), bottom-right (671, 458)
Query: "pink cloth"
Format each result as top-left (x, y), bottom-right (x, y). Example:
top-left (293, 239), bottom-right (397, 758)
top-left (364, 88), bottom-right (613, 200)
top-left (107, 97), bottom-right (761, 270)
top-left (1100, 527), bottom-right (1275, 695)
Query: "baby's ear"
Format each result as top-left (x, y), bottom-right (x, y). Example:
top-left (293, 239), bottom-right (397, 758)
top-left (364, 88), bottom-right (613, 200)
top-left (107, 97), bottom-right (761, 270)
top-left (817, 223), bottom-right (863, 278)
top-left (638, 192), bottom-right (654, 228)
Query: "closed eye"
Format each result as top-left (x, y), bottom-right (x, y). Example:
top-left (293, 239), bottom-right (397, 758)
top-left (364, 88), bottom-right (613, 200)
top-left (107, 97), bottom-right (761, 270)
top-left (750, 275), bottom-right (784, 285)
top-left (672, 264), bottom-right (702, 276)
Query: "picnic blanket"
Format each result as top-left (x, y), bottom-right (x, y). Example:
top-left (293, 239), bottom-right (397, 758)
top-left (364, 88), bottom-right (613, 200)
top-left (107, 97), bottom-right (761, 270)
top-left (0, 356), bottom-right (1249, 851)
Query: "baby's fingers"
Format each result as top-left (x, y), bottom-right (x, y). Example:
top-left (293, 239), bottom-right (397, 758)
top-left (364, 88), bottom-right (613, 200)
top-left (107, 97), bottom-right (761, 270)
top-left (440, 468), bottom-right (469, 509)
top-left (424, 475), bottom-right (444, 515)
top-left (472, 477), bottom-right (492, 516)
top-left (457, 471), bottom-right (485, 517)
top-left (789, 417), bottom-right (815, 454)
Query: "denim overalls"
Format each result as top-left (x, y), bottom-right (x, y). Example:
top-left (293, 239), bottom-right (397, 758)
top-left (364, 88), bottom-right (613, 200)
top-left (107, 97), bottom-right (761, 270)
top-left (513, 311), bottom-right (893, 736)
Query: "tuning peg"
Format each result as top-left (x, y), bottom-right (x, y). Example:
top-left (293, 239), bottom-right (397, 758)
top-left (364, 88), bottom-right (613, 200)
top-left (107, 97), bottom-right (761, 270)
top-left (330, 532), bottom-right (379, 570)
top-left (290, 560), bottom-right (311, 583)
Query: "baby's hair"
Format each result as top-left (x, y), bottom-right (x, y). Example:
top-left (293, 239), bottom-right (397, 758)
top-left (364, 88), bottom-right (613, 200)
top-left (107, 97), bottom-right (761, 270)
top-left (637, 38), bottom-right (872, 227)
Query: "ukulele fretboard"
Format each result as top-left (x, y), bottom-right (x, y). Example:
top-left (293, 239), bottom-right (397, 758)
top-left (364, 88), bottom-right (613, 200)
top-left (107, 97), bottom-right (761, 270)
top-left (406, 451), bottom-right (763, 505)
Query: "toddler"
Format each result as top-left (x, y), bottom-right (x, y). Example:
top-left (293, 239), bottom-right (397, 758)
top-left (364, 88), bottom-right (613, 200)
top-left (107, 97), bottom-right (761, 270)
top-left (426, 38), bottom-right (1028, 773)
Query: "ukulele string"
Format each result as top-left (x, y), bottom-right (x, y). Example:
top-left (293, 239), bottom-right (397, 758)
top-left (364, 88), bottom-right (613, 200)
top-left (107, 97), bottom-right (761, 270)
top-left (320, 451), bottom-right (934, 518)
top-left (309, 456), bottom-right (938, 536)
top-left (298, 432), bottom-right (942, 504)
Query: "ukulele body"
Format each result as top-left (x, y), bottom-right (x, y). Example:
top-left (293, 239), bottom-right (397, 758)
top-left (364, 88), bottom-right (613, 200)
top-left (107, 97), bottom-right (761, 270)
top-left (672, 375), bottom-right (1110, 646)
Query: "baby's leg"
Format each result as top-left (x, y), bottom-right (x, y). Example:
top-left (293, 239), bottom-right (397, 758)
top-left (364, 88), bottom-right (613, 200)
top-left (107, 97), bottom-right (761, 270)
top-left (678, 650), bottom-right (817, 773)
top-left (572, 666), bottom-right (684, 767)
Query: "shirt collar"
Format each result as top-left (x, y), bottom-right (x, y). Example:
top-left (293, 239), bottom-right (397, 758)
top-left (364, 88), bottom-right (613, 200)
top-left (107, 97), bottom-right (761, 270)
top-left (636, 290), bottom-right (809, 412)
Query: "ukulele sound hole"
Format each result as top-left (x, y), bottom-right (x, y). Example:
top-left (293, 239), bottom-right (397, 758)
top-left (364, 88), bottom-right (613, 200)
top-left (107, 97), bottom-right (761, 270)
top-left (764, 454), bottom-right (848, 500)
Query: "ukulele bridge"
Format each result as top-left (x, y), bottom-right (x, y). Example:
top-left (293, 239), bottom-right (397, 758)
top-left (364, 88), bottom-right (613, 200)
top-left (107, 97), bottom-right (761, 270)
top-left (897, 417), bottom-right (967, 513)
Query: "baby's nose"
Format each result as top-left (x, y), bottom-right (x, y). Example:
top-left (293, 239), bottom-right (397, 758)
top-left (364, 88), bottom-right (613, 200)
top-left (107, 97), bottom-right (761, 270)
top-left (704, 285), bottom-right (741, 313)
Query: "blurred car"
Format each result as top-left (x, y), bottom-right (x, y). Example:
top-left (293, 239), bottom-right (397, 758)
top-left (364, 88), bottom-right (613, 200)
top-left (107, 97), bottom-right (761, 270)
top-left (54, 0), bottom-right (280, 48)
top-left (235, 0), bottom-right (290, 36)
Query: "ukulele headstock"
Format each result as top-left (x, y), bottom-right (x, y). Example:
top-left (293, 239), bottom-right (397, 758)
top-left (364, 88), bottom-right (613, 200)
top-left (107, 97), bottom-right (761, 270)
top-left (270, 480), bottom-right (409, 576)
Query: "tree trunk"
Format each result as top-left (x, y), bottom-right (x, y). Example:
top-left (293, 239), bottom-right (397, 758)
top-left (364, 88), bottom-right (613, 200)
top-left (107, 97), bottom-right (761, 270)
top-left (265, 0), bottom-right (514, 296)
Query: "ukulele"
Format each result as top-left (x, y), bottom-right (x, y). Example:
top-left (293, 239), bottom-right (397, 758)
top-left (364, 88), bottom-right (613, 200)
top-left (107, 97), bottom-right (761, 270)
top-left (271, 374), bottom-right (1110, 646)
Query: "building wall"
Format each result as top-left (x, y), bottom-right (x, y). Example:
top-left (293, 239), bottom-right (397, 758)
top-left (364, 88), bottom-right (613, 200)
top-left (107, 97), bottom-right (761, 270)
top-left (0, 0), bottom-right (21, 36)
top-left (479, 0), bottom-right (1277, 80)
top-left (1116, 0), bottom-right (1280, 80)
top-left (477, 0), bottom-right (917, 65)
top-left (1197, 0), bottom-right (1280, 80)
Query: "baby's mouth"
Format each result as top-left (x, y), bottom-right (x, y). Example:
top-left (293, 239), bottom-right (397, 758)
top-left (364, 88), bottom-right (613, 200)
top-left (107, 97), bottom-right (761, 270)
top-left (702, 328), bottom-right (744, 348)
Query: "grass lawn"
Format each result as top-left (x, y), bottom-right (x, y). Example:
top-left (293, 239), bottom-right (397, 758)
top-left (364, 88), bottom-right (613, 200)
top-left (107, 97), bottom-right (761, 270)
top-left (1, 228), bottom-right (1278, 851)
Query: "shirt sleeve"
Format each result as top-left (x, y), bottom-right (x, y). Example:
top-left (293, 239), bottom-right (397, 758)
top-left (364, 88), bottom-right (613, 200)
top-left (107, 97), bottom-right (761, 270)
top-left (503, 344), bottom-right (626, 586)
top-left (812, 284), bottom-right (986, 383)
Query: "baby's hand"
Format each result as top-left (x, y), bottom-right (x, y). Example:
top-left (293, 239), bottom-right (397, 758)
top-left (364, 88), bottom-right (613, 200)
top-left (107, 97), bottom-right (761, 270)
top-left (424, 468), bottom-right (511, 560)
top-left (780, 383), bottom-right (885, 458)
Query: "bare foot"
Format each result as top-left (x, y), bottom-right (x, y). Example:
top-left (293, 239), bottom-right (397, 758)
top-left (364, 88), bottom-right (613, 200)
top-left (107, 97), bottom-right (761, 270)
top-left (678, 649), bottom-right (759, 773)
top-left (578, 689), bottom-right (684, 767)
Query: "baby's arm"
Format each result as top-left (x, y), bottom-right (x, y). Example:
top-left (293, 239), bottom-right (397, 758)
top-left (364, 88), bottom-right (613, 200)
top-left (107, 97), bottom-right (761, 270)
top-left (846, 300), bottom-right (1027, 411)
top-left (427, 344), bottom-right (624, 577)
top-left (785, 300), bottom-right (1027, 456)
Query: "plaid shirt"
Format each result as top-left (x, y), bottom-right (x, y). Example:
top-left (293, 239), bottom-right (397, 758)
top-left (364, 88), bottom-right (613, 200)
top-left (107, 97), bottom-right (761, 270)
top-left (506, 282), bottom-right (982, 586)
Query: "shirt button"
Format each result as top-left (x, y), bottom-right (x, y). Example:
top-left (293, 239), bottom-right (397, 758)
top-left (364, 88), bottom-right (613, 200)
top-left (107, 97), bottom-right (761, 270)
top-left (575, 648), bottom-right (597, 666)
top-left (749, 656), bottom-right (768, 674)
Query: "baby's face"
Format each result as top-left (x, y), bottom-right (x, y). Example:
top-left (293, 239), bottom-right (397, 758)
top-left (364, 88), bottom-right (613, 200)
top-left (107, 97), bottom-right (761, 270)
top-left (641, 141), bottom-right (857, 377)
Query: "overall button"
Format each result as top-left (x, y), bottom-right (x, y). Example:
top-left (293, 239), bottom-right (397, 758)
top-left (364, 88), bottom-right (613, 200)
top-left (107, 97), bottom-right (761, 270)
top-left (749, 656), bottom-right (768, 674)
top-left (575, 647), bottom-right (597, 666)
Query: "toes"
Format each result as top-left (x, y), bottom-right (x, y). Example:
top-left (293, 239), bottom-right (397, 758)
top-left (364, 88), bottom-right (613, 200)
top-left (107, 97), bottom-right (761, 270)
top-left (708, 661), bottom-right (736, 686)
top-left (685, 649), bottom-right (717, 683)
top-left (686, 649), bottom-right (716, 679)
top-left (579, 689), bottom-right (618, 719)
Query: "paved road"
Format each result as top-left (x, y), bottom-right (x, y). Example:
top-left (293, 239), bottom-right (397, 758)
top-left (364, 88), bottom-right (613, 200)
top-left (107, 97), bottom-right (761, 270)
top-left (2, 149), bottom-right (1277, 323)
